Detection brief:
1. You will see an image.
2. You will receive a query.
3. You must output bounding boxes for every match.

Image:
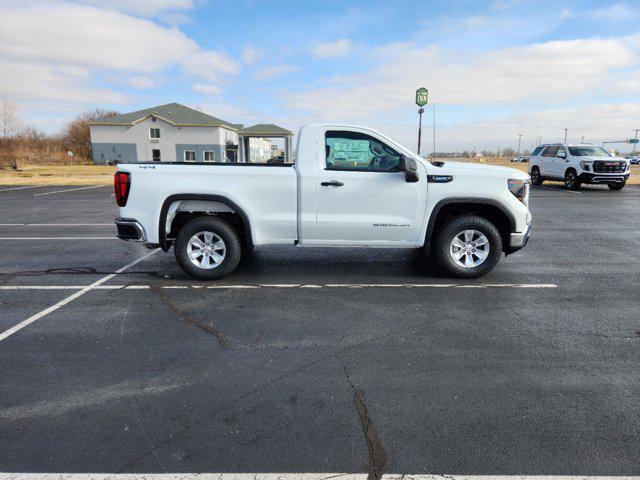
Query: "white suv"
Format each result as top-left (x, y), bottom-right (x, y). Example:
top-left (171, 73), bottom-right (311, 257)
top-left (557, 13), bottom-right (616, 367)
top-left (529, 144), bottom-right (630, 190)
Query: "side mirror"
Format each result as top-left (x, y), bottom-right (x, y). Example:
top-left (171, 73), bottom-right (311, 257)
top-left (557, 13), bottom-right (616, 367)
top-left (557, 150), bottom-right (566, 159)
top-left (398, 155), bottom-right (419, 183)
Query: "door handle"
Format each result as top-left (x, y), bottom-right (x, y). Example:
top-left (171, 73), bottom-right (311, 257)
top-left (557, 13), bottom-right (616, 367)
top-left (321, 181), bottom-right (344, 187)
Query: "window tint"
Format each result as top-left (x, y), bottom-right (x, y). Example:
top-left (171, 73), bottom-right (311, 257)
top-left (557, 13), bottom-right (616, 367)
top-left (531, 146), bottom-right (544, 156)
top-left (325, 130), bottom-right (402, 172)
top-left (149, 128), bottom-right (160, 139)
top-left (542, 146), bottom-right (558, 157)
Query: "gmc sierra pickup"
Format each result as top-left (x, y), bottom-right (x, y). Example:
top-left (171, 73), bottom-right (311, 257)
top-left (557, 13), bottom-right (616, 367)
top-left (114, 123), bottom-right (532, 279)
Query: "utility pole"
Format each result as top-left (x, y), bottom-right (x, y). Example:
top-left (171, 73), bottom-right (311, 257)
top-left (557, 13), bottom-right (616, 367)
top-left (517, 134), bottom-right (522, 154)
top-left (581, 136), bottom-right (585, 143)
top-left (563, 128), bottom-right (568, 144)
top-left (633, 129), bottom-right (639, 154)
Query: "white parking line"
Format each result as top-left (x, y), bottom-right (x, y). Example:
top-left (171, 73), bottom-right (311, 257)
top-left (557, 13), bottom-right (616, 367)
top-left (0, 184), bottom-right (46, 192)
top-left (0, 249), bottom-right (158, 343)
top-left (33, 185), bottom-right (107, 196)
top-left (0, 237), bottom-right (116, 240)
top-left (0, 474), bottom-right (633, 480)
top-left (0, 283), bottom-right (558, 290)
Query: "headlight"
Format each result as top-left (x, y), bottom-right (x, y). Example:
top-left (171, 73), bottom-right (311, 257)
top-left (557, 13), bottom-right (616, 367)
top-left (508, 179), bottom-right (529, 206)
top-left (580, 161), bottom-right (591, 171)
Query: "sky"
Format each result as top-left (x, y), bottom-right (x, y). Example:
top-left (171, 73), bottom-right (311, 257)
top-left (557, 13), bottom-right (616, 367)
top-left (0, 0), bottom-right (639, 152)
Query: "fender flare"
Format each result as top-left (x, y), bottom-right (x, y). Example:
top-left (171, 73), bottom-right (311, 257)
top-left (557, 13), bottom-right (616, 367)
top-left (423, 197), bottom-right (516, 249)
top-left (158, 194), bottom-right (253, 251)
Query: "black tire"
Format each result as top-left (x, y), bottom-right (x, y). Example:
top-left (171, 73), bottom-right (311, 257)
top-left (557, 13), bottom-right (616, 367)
top-left (530, 167), bottom-right (543, 186)
top-left (174, 216), bottom-right (241, 280)
top-left (564, 169), bottom-right (581, 190)
top-left (608, 181), bottom-right (625, 191)
top-left (433, 215), bottom-right (503, 279)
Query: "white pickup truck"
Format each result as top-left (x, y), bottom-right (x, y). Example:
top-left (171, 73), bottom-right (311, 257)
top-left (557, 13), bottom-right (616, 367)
top-left (114, 123), bottom-right (532, 279)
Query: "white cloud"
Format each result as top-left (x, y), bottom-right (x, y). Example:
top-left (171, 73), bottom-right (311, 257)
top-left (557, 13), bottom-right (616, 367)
top-left (0, 1), bottom-right (238, 107)
top-left (83, 0), bottom-right (195, 16)
top-left (192, 83), bottom-right (222, 96)
top-left (128, 76), bottom-right (155, 89)
top-left (587, 3), bottom-right (638, 23)
top-left (283, 36), bottom-right (639, 118)
top-left (312, 39), bottom-right (352, 59)
top-left (255, 64), bottom-right (300, 81)
top-left (242, 45), bottom-right (264, 65)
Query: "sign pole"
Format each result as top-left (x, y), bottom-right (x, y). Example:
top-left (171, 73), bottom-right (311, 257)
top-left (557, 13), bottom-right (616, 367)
top-left (417, 107), bottom-right (424, 155)
top-left (415, 87), bottom-right (429, 156)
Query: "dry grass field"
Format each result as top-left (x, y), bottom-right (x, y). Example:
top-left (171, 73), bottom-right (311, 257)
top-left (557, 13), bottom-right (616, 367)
top-left (0, 165), bottom-right (115, 186)
top-left (0, 160), bottom-right (637, 186)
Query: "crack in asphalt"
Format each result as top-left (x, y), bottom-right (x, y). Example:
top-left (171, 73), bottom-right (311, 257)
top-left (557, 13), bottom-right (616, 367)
top-left (150, 285), bottom-right (231, 348)
top-left (335, 325), bottom-right (388, 480)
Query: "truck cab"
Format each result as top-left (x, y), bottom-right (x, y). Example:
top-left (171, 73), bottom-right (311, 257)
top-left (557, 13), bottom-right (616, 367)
top-left (114, 123), bottom-right (532, 279)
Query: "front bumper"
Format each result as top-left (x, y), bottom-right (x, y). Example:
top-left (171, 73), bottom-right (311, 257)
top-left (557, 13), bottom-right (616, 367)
top-left (578, 172), bottom-right (630, 184)
top-left (506, 222), bottom-right (531, 255)
top-left (115, 217), bottom-right (146, 242)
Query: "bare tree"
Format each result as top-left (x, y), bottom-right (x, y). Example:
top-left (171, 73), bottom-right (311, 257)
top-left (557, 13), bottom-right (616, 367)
top-left (64, 108), bottom-right (118, 160)
top-left (1, 97), bottom-right (20, 138)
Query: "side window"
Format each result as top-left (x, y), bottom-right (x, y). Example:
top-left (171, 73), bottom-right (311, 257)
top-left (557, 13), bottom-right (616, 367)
top-left (556, 147), bottom-right (566, 158)
top-left (542, 146), bottom-right (558, 157)
top-left (531, 146), bottom-right (543, 156)
top-left (325, 130), bottom-right (402, 172)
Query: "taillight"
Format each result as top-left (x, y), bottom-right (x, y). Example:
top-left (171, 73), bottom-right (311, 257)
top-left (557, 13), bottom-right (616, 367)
top-left (114, 171), bottom-right (130, 207)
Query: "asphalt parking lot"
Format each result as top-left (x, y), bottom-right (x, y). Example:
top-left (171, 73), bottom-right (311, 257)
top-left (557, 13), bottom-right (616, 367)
top-left (0, 183), bottom-right (639, 477)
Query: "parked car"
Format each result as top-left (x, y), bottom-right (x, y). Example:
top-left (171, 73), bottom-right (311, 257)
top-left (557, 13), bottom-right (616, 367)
top-left (113, 123), bottom-right (532, 280)
top-left (626, 156), bottom-right (639, 165)
top-left (529, 144), bottom-right (630, 190)
top-left (510, 156), bottom-right (528, 163)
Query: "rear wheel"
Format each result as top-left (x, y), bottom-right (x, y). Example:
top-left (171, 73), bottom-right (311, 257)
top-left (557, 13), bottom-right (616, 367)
top-left (433, 215), bottom-right (503, 279)
top-left (608, 181), bottom-right (625, 191)
top-left (174, 216), bottom-right (241, 280)
top-left (530, 167), bottom-right (543, 186)
top-left (564, 169), bottom-right (581, 190)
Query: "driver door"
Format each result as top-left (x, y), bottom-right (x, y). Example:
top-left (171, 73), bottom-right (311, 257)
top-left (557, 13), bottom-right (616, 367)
top-left (315, 129), bottom-right (425, 244)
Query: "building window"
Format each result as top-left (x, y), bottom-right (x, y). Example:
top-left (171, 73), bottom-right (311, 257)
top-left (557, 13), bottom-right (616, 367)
top-left (203, 150), bottom-right (215, 162)
top-left (152, 149), bottom-right (161, 162)
top-left (150, 128), bottom-right (161, 139)
top-left (184, 150), bottom-right (196, 162)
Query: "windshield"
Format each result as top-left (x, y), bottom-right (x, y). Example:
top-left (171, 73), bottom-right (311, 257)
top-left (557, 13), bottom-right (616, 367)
top-left (568, 146), bottom-right (610, 157)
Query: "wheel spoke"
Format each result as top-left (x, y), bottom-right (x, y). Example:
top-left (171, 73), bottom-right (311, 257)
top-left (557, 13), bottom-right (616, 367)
top-left (212, 240), bottom-right (225, 251)
top-left (451, 237), bottom-right (464, 249)
top-left (204, 232), bottom-right (213, 244)
top-left (451, 249), bottom-right (464, 260)
top-left (474, 248), bottom-right (489, 260)
top-left (199, 254), bottom-right (211, 267)
top-left (464, 230), bottom-right (474, 242)
top-left (463, 253), bottom-right (475, 267)
top-left (188, 249), bottom-right (201, 259)
top-left (475, 236), bottom-right (488, 247)
top-left (211, 252), bottom-right (224, 264)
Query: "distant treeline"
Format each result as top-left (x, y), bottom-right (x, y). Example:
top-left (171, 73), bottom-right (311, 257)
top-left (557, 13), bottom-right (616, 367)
top-left (0, 98), bottom-right (117, 169)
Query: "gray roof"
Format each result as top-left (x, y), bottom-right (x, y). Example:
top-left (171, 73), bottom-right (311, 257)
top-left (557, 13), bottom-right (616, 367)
top-left (89, 103), bottom-right (238, 130)
top-left (240, 124), bottom-right (293, 136)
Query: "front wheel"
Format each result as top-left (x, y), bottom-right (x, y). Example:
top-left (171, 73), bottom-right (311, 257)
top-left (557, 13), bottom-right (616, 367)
top-left (174, 216), bottom-right (241, 280)
top-left (564, 169), bottom-right (581, 190)
top-left (608, 181), bottom-right (625, 191)
top-left (433, 215), bottom-right (503, 279)
top-left (530, 167), bottom-right (543, 186)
